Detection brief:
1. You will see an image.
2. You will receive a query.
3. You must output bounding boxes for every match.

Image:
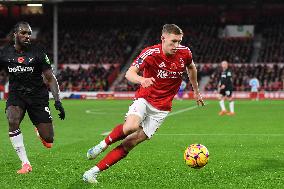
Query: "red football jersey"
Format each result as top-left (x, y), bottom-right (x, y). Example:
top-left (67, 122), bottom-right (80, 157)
top-left (131, 44), bottom-right (193, 111)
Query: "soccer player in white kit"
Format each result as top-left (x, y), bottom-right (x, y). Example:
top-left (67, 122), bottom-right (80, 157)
top-left (83, 24), bottom-right (205, 184)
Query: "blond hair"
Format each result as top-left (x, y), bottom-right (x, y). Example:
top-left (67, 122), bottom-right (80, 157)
top-left (162, 24), bottom-right (183, 35)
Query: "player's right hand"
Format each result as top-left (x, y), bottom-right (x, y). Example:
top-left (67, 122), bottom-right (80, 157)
top-left (140, 77), bottom-right (155, 88)
top-left (54, 101), bottom-right (65, 120)
top-left (194, 91), bottom-right (205, 106)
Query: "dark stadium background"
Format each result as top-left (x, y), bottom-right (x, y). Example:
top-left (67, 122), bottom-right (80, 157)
top-left (0, 0), bottom-right (283, 99)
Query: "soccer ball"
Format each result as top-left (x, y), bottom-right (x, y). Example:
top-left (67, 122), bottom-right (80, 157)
top-left (184, 144), bottom-right (209, 169)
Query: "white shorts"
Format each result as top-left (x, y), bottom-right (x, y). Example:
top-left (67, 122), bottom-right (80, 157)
top-left (126, 98), bottom-right (169, 138)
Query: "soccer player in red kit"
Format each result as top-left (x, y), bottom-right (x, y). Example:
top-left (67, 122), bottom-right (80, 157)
top-left (83, 24), bottom-right (204, 184)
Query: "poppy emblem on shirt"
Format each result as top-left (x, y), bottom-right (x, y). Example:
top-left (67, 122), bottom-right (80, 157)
top-left (18, 57), bottom-right (25, 64)
top-left (170, 63), bottom-right (177, 70)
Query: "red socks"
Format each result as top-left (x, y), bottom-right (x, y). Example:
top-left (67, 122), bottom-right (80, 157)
top-left (96, 145), bottom-right (128, 171)
top-left (97, 124), bottom-right (128, 171)
top-left (104, 124), bottom-right (126, 145)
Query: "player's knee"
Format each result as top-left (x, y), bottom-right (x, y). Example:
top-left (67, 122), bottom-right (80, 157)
top-left (124, 115), bottom-right (141, 135)
top-left (122, 137), bottom-right (139, 151)
top-left (123, 132), bottom-right (146, 151)
top-left (122, 141), bottom-right (136, 151)
top-left (123, 124), bottom-right (140, 136)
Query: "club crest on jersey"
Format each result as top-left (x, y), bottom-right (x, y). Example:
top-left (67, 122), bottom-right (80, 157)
top-left (18, 57), bottom-right (25, 64)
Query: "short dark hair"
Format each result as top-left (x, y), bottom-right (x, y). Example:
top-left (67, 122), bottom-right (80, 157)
top-left (13, 21), bottom-right (30, 33)
top-left (162, 24), bottom-right (183, 35)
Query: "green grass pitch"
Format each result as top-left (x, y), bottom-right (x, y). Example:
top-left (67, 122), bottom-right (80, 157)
top-left (0, 99), bottom-right (283, 188)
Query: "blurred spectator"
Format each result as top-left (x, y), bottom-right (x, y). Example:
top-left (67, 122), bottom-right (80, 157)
top-left (204, 64), bottom-right (284, 92)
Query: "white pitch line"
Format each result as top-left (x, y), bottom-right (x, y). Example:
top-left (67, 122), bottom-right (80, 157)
top-left (85, 110), bottom-right (122, 115)
top-left (101, 131), bottom-right (111, 136)
top-left (167, 105), bottom-right (198, 117)
top-left (156, 133), bottom-right (284, 136)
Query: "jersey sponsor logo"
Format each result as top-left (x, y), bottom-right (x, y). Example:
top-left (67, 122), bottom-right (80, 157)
top-left (159, 62), bottom-right (166, 68)
top-left (8, 66), bottom-right (34, 73)
top-left (157, 69), bottom-right (183, 79)
top-left (18, 57), bottom-right (25, 64)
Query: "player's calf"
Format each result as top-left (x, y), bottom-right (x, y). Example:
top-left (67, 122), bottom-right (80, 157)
top-left (34, 128), bottom-right (53, 148)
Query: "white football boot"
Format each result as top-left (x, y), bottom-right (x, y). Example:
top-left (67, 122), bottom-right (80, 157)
top-left (87, 141), bottom-right (107, 160)
top-left (83, 169), bottom-right (99, 184)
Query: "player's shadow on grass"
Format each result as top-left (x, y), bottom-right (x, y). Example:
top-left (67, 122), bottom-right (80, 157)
top-left (259, 158), bottom-right (284, 170)
top-left (236, 158), bottom-right (284, 175)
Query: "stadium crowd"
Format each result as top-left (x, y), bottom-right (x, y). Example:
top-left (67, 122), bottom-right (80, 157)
top-left (57, 65), bottom-right (113, 91)
top-left (144, 20), bottom-right (253, 64)
top-left (1, 12), bottom-right (284, 93)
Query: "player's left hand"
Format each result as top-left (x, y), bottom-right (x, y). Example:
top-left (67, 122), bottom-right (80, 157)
top-left (194, 91), bottom-right (205, 106)
top-left (54, 101), bottom-right (65, 120)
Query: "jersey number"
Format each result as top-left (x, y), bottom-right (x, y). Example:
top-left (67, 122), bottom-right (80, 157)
top-left (45, 107), bottom-right (52, 119)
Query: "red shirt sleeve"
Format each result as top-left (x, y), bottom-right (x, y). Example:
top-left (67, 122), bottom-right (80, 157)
top-left (131, 48), bottom-right (151, 70)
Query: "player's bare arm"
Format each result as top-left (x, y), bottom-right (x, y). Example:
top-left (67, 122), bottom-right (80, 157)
top-left (125, 66), bottom-right (155, 88)
top-left (43, 69), bottom-right (65, 120)
top-left (186, 61), bottom-right (204, 106)
top-left (43, 69), bottom-right (61, 101)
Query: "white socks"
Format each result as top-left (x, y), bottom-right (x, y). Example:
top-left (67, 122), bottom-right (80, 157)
top-left (99, 140), bottom-right (107, 149)
top-left (219, 100), bottom-right (235, 113)
top-left (9, 131), bottom-right (30, 165)
top-left (219, 100), bottom-right (226, 111)
top-left (229, 101), bottom-right (234, 113)
top-left (90, 166), bottom-right (100, 174)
